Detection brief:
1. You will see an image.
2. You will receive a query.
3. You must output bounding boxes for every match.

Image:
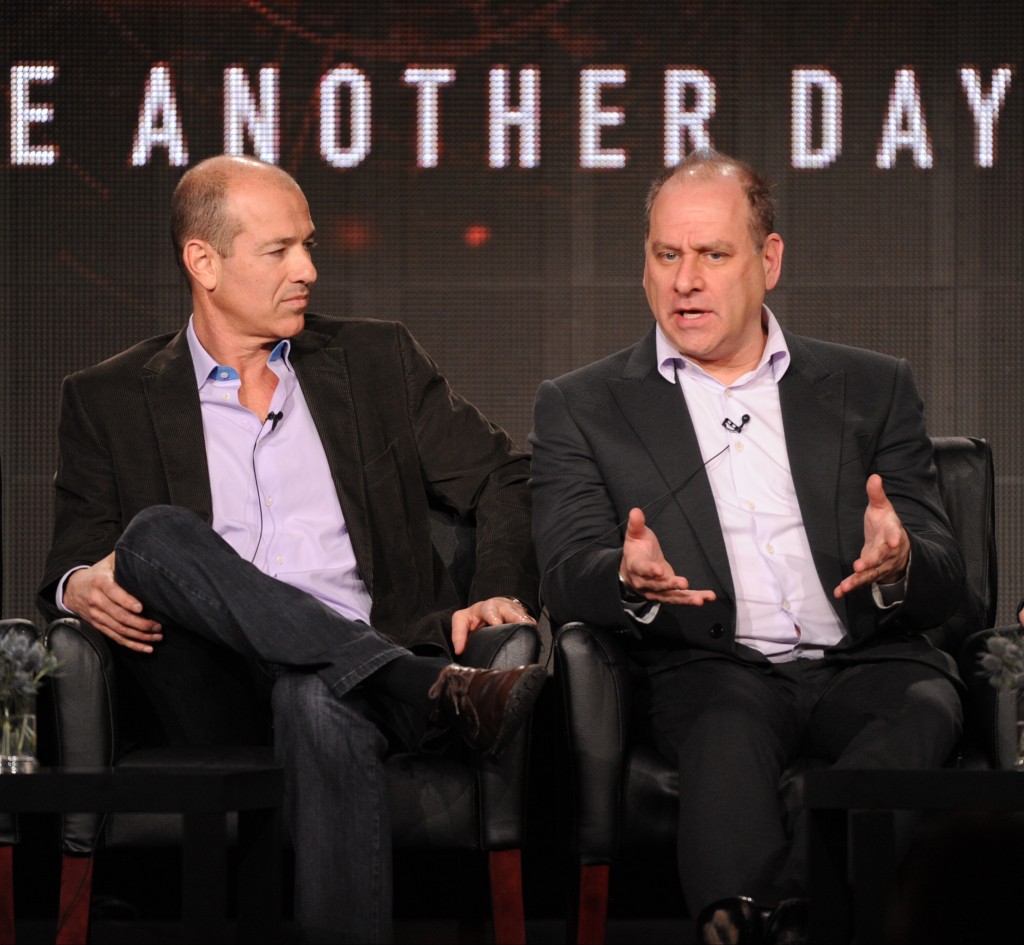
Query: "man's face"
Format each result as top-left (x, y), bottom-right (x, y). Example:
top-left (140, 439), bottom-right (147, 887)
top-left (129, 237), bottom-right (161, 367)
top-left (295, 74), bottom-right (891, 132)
top-left (643, 172), bottom-right (783, 381)
top-left (207, 174), bottom-right (318, 343)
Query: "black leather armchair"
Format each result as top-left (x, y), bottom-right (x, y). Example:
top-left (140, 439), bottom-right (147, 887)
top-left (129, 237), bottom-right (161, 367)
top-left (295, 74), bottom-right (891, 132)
top-left (554, 436), bottom-right (1002, 944)
top-left (46, 508), bottom-right (540, 944)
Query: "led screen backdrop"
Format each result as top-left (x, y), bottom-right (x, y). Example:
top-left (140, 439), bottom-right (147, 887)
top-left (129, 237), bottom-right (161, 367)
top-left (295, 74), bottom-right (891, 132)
top-left (3, 0), bottom-right (1023, 624)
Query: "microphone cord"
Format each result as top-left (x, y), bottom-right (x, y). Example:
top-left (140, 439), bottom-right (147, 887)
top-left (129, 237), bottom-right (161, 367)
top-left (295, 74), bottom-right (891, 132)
top-left (248, 412), bottom-right (283, 564)
top-left (540, 443), bottom-right (729, 585)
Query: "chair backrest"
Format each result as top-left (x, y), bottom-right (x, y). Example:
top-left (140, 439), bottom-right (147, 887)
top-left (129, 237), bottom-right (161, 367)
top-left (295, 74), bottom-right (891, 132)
top-left (928, 436), bottom-right (998, 653)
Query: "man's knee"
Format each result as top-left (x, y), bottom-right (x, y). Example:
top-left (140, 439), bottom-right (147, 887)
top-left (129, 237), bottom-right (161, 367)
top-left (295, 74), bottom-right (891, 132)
top-left (907, 674), bottom-right (964, 744)
top-left (121, 504), bottom-right (207, 547)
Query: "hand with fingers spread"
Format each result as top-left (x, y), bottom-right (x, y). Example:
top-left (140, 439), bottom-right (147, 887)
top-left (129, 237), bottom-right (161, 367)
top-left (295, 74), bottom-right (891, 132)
top-left (833, 474), bottom-right (910, 599)
top-left (451, 595), bottom-right (537, 655)
top-left (619, 508), bottom-right (716, 607)
top-left (63, 551), bottom-right (163, 653)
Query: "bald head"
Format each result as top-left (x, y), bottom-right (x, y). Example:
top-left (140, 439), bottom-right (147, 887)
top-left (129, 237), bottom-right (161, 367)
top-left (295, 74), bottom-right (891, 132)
top-left (171, 156), bottom-right (303, 278)
top-left (645, 149), bottom-right (776, 252)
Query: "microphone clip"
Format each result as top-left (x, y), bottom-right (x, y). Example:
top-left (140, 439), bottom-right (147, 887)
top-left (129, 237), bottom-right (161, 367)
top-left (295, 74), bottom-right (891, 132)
top-left (722, 414), bottom-right (750, 434)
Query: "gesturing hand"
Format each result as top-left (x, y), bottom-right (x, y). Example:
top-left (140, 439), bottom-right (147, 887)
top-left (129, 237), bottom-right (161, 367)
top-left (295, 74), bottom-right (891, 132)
top-left (619, 508), bottom-right (716, 607)
top-left (833, 474), bottom-right (910, 599)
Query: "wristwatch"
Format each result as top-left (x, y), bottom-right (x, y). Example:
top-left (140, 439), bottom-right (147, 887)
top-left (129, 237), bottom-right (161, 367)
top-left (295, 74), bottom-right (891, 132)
top-left (618, 573), bottom-right (646, 604)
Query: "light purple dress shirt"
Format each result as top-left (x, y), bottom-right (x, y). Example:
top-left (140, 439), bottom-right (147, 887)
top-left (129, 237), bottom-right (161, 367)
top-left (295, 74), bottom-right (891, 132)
top-left (55, 320), bottom-right (374, 622)
top-left (653, 307), bottom-right (846, 659)
top-left (186, 319), bottom-right (373, 625)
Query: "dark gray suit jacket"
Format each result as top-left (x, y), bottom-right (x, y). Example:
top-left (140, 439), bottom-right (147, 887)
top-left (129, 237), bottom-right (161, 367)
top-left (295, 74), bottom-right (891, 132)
top-left (40, 314), bottom-right (537, 655)
top-left (530, 326), bottom-right (965, 680)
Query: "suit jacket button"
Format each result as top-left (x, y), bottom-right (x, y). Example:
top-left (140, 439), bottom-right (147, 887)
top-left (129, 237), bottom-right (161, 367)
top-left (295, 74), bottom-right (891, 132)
top-left (709, 624), bottom-right (724, 639)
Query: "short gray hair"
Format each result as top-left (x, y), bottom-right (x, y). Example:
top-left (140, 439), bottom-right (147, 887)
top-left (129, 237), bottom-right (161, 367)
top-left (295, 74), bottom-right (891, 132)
top-left (170, 155), bottom-right (300, 279)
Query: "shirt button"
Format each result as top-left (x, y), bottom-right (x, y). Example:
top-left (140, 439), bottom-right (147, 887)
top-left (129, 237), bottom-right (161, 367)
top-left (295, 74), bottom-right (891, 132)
top-left (275, 555), bottom-right (285, 565)
top-left (222, 393), bottom-right (231, 401)
top-left (709, 623), bottom-right (725, 639)
top-left (219, 371), bottom-right (230, 380)
top-left (725, 389), bottom-right (734, 398)
top-left (265, 497), bottom-right (273, 507)
top-left (782, 600), bottom-right (791, 610)
top-left (746, 500), bottom-right (756, 511)
top-left (766, 543), bottom-right (775, 554)
top-left (735, 442), bottom-right (744, 452)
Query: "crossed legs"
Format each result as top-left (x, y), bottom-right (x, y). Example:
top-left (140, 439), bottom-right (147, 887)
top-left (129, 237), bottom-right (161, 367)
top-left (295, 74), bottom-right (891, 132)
top-left (109, 504), bottom-right (541, 941)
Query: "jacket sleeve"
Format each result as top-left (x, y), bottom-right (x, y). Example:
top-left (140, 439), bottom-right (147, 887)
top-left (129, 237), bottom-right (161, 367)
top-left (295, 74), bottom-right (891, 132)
top-left (37, 372), bottom-right (124, 619)
top-left (868, 359), bottom-right (965, 634)
top-left (529, 378), bottom-right (639, 632)
top-left (396, 324), bottom-right (539, 615)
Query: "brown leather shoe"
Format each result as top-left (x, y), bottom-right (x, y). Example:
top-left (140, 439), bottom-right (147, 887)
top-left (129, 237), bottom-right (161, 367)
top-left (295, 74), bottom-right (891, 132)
top-left (428, 663), bottom-right (546, 759)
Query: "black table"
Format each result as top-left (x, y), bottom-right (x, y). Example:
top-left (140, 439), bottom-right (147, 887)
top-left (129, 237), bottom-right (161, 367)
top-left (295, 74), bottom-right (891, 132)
top-left (0, 764), bottom-right (285, 944)
top-left (804, 768), bottom-right (1024, 943)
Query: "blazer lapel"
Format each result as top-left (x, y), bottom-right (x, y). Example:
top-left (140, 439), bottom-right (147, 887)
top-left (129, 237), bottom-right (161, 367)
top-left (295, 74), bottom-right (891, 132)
top-left (779, 332), bottom-right (847, 617)
top-left (289, 327), bottom-right (376, 592)
top-left (608, 332), bottom-right (735, 595)
top-left (142, 330), bottom-right (213, 519)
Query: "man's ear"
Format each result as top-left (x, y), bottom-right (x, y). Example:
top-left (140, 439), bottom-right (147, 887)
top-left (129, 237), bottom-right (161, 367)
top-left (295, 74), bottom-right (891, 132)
top-left (762, 233), bottom-right (784, 291)
top-left (182, 239), bottom-right (218, 291)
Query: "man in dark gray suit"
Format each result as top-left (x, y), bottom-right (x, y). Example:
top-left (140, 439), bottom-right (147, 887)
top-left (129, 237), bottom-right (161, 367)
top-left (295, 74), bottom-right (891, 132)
top-left (530, 149), bottom-right (966, 943)
top-left (39, 155), bottom-right (543, 943)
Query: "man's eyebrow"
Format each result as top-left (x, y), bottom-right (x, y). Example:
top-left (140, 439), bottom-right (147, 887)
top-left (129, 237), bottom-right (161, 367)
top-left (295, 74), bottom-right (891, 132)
top-left (254, 236), bottom-right (292, 250)
top-left (695, 239), bottom-right (736, 253)
top-left (255, 232), bottom-right (316, 251)
top-left (649, 239), bottom-right (737, 253)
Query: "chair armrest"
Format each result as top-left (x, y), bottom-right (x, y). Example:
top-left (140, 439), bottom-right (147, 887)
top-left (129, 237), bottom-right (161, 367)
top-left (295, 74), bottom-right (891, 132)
top-left (45, 617), bottom-right (119, 854)
top-left (958, 627), bottom-right (1019, 769)
top-left (458, 621), bottom-right (542, 850)
top-left (554, 621), bottom-right (633, 864)
top-left (458, 621), bottom-right (538, 671)
top-left (46, 618), bottom-right (118, 767)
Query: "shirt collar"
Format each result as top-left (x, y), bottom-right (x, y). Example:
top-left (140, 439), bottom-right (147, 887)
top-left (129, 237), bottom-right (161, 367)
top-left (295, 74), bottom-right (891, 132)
top-left (655, 304), bottom-right (791, 385)
top-left (186, 315), bottom-right (293, 388)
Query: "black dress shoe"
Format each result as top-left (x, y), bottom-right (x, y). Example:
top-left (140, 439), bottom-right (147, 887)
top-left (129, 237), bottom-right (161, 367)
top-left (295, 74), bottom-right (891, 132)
top-left (428, 663), bottom-right (546, 759)
top-left (762, 898), bottom-right (809, 945)
top-left (695, 896), bottom-right (768, 944)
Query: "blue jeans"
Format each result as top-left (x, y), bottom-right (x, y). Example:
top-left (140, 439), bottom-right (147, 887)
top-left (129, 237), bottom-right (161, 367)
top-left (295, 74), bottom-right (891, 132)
top-left (114, 505), bottom-right (425, 942)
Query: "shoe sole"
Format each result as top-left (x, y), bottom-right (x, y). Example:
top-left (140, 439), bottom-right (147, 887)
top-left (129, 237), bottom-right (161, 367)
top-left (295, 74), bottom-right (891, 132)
top-left (483, 664), bottom-right (547, 761)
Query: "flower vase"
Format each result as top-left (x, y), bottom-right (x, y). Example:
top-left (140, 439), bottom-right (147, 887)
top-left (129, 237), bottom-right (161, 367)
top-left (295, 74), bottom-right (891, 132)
top-left (0, 692), bottom-right (38, 773)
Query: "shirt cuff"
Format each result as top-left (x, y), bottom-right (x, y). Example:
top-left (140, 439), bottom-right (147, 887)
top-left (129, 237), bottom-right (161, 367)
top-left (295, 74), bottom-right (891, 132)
top-left (619, 574), bottom-right (659, 623)
top-left (870, 551), bottom-right (911, 610)
top-left (56, 565), bottom-right (88, 614)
